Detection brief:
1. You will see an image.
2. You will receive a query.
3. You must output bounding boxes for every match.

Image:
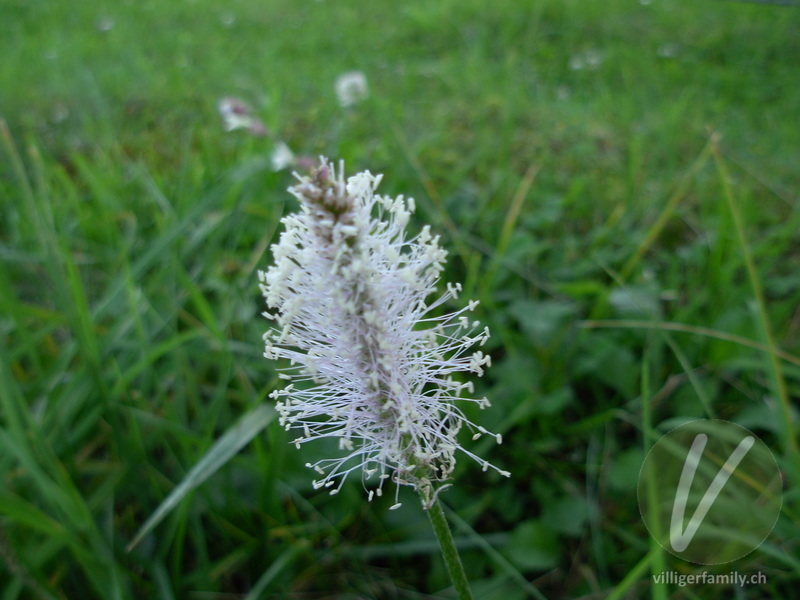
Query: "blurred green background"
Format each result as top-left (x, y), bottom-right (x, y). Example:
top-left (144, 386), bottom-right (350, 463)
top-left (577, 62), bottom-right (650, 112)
top-left (1, 0), bottom-right (799, 598)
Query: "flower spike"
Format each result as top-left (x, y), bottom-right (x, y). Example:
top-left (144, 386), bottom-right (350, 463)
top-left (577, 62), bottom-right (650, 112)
top-left (258, 159), bottom-right (508, 508)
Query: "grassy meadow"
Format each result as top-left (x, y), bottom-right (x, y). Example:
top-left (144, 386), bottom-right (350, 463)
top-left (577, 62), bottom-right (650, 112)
top-left (2, 0), bottom-right (800, 598)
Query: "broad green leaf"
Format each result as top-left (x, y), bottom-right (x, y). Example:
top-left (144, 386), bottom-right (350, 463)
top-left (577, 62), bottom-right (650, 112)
top-left (541, 495), bottom-right (592, 537)
top-left (509, 299), bottom-right (575, 348)
top-left (506, 520), bottom-right (560, 571)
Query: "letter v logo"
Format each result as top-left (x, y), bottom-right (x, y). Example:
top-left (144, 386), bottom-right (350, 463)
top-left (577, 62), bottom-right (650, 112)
top-left (638, 419), bottom-right (781, 564)
top-left (669, 433), bottom-right (755, 552)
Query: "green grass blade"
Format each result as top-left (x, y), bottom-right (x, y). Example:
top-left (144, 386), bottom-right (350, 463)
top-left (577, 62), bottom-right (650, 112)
top-left (242, 541), bottom-right (308, 600)
top-left (579, 319), bottom-right (800, 369)
top-left (445, 504), bottom-right (548, 600)
top-left (641, 355), bottom-right (667, 600)
top-left (126, 403), bottom-right (276, 551)
top-left (711, 138), bottom-right (800, 483)
top-left (605, 549), bottom-right (654, 600)
top-left (619, 142), bottom-right (712, 282)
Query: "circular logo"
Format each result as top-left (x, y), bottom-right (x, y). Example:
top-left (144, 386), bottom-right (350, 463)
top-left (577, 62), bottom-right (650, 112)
top-left (637, 419), bottom-right (782, 564)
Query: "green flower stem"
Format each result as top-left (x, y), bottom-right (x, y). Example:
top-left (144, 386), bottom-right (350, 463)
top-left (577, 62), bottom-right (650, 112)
top-left (427, 498), bottom-right (473, 600)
